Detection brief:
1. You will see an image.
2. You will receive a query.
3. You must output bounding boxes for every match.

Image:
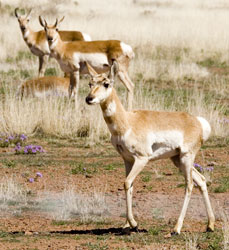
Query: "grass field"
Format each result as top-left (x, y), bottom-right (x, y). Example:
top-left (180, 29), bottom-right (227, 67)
top-left (0, 0), bottom-right (229, 249)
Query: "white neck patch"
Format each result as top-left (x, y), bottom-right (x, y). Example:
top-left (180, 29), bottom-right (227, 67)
top-left (104, 100), bottom-right (116, 117)
top-left (23, 30), bottom-right (29, 39)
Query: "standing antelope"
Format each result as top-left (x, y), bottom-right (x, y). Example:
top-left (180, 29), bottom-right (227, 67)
top-left (17, 76), bottom-right (69, 98)
top-left (39, 16), bottom-right (135, 110)
top-left (85, 61), bottom-right (215, 235)
top-left (15, 8), bottom-right (91, 77)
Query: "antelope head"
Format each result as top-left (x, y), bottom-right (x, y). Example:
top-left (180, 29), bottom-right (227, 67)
top-left (15, 8), bottom-right (32, 35)
top-left (85, 61), bottom-right (118, 105)
top-left (39, 16), bottom-right (64, 46)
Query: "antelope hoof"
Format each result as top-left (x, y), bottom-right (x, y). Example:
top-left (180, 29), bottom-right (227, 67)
top-left (171, 231), bottom-right (179, 236)
top-left (206, 226), bottom-right (214, 232)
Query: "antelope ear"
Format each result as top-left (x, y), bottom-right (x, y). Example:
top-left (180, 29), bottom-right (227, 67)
top-left (85, 61), bottom-right (98, 77)
top-left (59, 16), bottom-right (65, 25)
top-left (39, 16), bottom-right (46, 28)
top-left (15, 8), bottom-right (20, 18)
top-left (109, 60), bottom-right (119, 81)
top-left (26, 8), bottom-right (32, 20)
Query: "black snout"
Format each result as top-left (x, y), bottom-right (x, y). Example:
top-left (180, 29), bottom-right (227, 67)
top-left (86, 96), bottom-right (93, 105)
top-left (21, 26), bottom-right (26, 32)
top-left (47, 36), bottom-right (53, 42)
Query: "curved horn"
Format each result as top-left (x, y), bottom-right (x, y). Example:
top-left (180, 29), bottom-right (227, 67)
top-left (53, 18), bottom-right (58, 27)
top-left (14, 8), bottom-right (19, 18)
top-left (39, 16), bottom-right (47, 28)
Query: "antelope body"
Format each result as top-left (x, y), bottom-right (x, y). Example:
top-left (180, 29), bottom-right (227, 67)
top-left (15, 8), bottom-right (91, 77)
top-left (85, 61), bottom-right (215, 235)
top-left (18, 76), bottom-right (69, 98)
top-left (39, 17), bottom-right (134, 109)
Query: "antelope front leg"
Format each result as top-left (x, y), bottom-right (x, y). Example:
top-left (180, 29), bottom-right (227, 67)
top-left (38, 55), bottom-right (48, 77)
top-left (123, 157), bottom-right (148, 232)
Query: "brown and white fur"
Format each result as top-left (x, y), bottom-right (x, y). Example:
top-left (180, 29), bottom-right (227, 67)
top-left (39, 16), bottom-right (135, 110)
top-left (15, 8), bottom-right (91, 77)
top-left (85, 61), bottom-right (215, 235)
top-left (18, 76), bottom-right (69, 98)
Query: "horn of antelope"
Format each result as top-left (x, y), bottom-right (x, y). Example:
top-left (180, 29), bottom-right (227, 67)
top-left (14, 8), bottom-right (19, 18)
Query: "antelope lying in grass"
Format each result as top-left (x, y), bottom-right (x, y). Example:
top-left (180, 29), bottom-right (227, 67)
top-left (15, 8), bottom-right (91, 77)
top-left (39, 16), bottom-right (135, 110)
top-left (85, 61), bottom-right (215, 235)
top-left (18, 76), bottom-right (69, 98)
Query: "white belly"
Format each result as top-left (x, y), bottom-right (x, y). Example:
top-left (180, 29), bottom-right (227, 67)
top-left (74, 52), bottom-right (109, 74)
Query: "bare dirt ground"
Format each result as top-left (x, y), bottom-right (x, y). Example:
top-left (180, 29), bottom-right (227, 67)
top-left (0, 136), bottom-right (228, 249)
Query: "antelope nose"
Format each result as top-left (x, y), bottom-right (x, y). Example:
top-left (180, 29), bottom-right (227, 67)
top-left (86, 96), bottom-right (93, 104)
top-left (47, 36), bottom-right (53, 42)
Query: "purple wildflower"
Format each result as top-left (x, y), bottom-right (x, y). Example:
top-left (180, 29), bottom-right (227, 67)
top-left (29, 178), bottom-right (34, 183)
top-left (24, 148), bottom-right (28, 154)
top-left (20, 134), bottom-right (27, 141)
top-left (5, 139), bottom-right (9, 143)
top-left (8, 136), bottom-right (14, 140)
top-left (36, 172), bottom-right (43, 178)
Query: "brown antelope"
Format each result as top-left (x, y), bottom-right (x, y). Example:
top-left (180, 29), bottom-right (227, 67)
top-left (17, 76), bottom-right (69, 98)
top-left (39, 16), bottom-right (135, 110)
top-left (15, 8), bottom-right (91, 77)
top-left (85, 61), bottom-right (215, 235)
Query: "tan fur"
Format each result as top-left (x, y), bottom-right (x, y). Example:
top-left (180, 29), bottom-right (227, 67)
top-left (18, 76), bottom-right (69, 98)
top-left (85, 62), bottom-right (215, 235)
top-left (15, 9), bottom-right (89, 76)
top-left (40, 17), bottom-right (134, 109)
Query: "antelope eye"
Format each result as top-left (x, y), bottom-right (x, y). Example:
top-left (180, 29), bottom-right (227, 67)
top-left (56, 28), bottom-right (58, 31)
top-left (103, 83), bottom-right (109, 88)
top-left (88, 83), bottom-right (93, 88)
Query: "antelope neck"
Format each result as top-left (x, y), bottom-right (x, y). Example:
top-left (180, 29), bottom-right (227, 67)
top-left (100, 89), bottom-right (129, 136)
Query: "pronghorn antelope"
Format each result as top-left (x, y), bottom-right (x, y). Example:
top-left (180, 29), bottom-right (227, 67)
top-left (39, 16), bottom-right (135, 110)
top-left (17, 76), bottom-right (69, 98)
top-left (15, 8), bottom-right (91, 77)
top-left (85, 61), bottom-right (215, 235)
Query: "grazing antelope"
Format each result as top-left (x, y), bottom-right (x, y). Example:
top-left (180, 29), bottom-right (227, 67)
top-left (85, 61), bottom-right (215, 235)
top-left (18, 76), bottom-right (69, 98)
top-left (15, 8), bottom-right (91, 77)
top-left (39, 16), bottom-right (135, 110)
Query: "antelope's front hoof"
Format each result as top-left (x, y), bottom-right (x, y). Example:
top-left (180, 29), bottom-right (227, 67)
top-left (171, 231), bottom-right (179, 236)
top-left (206, 226), bottom-right (214, 232)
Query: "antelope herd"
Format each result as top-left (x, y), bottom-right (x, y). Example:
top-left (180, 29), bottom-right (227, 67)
top-left (14, 8), bottom-right (215, 235)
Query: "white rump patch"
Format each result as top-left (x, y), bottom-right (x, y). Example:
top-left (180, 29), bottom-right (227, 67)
top-left (82, 33), bottom-right (92, 41)
top-left (197, 116), bottom-right (211, 141)
top-left (104, 100), bottom-right (116, 117)
top-left (120, 42), bottom-right (135, 59)
top-left (73, 52), bottom-right (108, 69)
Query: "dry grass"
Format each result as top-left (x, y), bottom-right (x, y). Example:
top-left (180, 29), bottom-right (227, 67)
top-left (0, 0), bottom-right (228, 138)
top-left (38, 187), bottom-right (109, 222)
top-left (0, 176), bottom-right (27, 214)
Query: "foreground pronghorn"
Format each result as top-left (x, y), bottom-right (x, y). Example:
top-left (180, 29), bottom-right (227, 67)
top-left (39, 16), bottom-right (135, 110)
top-left (85, 61), bottom-right (215, 235)
top-left (15, 8), bottom-right (91, 77)
top-left (17, 76), bottom-right (69, 98)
